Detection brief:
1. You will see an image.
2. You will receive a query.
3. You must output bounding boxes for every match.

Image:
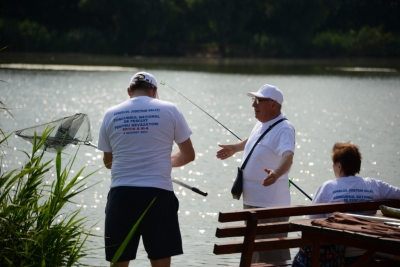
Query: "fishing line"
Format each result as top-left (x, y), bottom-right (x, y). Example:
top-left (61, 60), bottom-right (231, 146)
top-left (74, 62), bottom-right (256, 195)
top-left (161, 81), bottom-right (242, 141)
top-left (162, 81), bottom-right (313, 201)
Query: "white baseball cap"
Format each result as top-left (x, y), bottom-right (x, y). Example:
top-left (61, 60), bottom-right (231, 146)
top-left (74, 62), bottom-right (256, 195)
top-left (247, 84), bottom-right (283, 105)
top-left (130, 71), bottom-right (159, 99)
top-left (130, 71), bottom-right (158, 88)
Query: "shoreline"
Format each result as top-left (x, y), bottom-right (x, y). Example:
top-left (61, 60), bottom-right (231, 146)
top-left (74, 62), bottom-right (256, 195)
top-left (1, 53), bottom-right (399, 75)
top-left (2, 52), bottom-right (400, 67)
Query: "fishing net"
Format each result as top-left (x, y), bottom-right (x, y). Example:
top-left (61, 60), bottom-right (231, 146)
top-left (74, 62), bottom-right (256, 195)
top-left (14, 113), bottom-right (208, 196)
top-left (15, 113), bottom-right (92, 152)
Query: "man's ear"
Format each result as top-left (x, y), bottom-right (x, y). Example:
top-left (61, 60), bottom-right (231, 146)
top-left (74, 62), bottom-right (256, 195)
top-left (127, 87), bottom-right (132, 97)
top-left (337, 162), bottom-right (342, 170)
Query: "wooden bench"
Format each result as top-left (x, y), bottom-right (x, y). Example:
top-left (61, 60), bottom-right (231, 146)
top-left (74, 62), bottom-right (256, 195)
top-left (213, 199), bottom-right (400, 267)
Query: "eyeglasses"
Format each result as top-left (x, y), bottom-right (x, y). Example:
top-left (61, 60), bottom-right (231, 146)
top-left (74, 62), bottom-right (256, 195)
top-left (252, 97), bottom-right (274, 105)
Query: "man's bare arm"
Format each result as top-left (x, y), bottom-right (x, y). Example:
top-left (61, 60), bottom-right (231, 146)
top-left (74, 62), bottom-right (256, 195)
top-left (171, 138), bottom-right (195, 167)
top-left (103, 152), bottom-right (113, 169)
top-left (262, 151), bottom-right (294, 186)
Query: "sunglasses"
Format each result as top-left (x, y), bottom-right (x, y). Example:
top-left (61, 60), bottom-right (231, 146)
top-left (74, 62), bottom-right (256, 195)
top-left (252, 97), bottom-right (274, 105)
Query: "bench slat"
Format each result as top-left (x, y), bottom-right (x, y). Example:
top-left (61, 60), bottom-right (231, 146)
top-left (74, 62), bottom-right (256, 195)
top-left (214, 237), bottom-right (311, 255)
top-left (216, 222), bottom-right (292, 238)
top-left (218, 199), bottom-right (400, 222)
top-left (227, 260), bottom-right (293, 267)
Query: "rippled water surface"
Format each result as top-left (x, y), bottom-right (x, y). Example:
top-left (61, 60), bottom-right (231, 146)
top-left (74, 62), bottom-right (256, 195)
top-left (1, 64), bottom-right (400, 266)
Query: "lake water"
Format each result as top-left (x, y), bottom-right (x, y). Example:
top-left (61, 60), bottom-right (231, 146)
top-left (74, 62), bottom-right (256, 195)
top-left (1, 61), bottom-right (400, 266)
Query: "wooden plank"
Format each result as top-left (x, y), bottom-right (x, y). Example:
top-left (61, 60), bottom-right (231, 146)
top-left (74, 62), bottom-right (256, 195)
top-left (294, 225), bottom-right (400, 255)
top-left (216, 222), bottom-right (292, 238)
top-left (218, 200), bottom-right (400, 222)
top-left (347, 213), bottom-right (400, 223)
top-left (363, 259), bottom-right (399, 267)
top-left (349, 231), bottom-right (386, 244)
top-left (213, 242), bottom-right (244, 255)
top-left (311, 235), bottom-right (321, 267)
top-left (215, 225), bottom-right (247, 238)
top-left (214, 237), bottom-right (312, 255)
top-left (256, 222), bottom-right (293, 235)
top-left (375, 237), bottom-right (400, 249)
top-left (226, 261), bottom-right (292, 267)
top-left (253, 237), bottom-right (312, 251)
top-left (240, 211), bottom-right (258, 267)
top-left (351, 250), bottom-right (375, 267)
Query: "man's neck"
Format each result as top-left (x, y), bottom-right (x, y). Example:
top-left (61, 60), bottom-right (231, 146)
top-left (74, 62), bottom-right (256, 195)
top-left (260, 112), bottom-right (282, 123)
top-left (130, 90), bottom-right (153, 98)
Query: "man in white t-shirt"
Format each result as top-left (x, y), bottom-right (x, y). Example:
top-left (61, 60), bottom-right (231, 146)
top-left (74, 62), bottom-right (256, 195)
top-left (98, 71), bottom-right (195, 267)
top-left (216, 84), bottom-right (295, 263)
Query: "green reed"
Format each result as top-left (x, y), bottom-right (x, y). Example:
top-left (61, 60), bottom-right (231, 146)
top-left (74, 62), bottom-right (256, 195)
top-left (0, 128), bottom-right (96, 266)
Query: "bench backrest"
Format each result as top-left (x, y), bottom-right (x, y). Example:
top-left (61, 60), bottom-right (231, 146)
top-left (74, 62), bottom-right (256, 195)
top-left (214, 199), bottom-right (400, 267)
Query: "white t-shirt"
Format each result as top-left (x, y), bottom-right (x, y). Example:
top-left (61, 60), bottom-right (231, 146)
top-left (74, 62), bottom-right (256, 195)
top-left (309, 176), bottom-right (400, 219)
top-left (98, 96), bottom-right (192, 191)
top-left (309, 176), bottom-right (400, 257)
top-left (242, 114), bottom-right (295, 207)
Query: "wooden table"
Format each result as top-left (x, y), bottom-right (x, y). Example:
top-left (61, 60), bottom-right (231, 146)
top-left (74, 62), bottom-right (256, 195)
top-left (289, 219), bottom-right (400, 267)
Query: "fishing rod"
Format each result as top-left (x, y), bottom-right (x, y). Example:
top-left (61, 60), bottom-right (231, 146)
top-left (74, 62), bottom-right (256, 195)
top-left (289, 178), bottom-right (312, 201)
top-left (161, 81), bottom-right (313, 201)
top-left (160, 81), bottom-right (242, 141)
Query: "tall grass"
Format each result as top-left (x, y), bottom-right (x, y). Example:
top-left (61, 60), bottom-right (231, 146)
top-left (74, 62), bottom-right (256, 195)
top-left (0, 128), bottom-right (96, 266)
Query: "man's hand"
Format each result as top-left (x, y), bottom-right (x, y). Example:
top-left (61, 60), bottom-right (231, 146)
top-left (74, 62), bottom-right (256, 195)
top-left (216, 139), bottom-right (248, 160)
top-left (216, 144), bottom-right (236, 160)
top-left (262, 168), bottom-right (278, 186)
top-left (262, 151), bottom-right (294, 186)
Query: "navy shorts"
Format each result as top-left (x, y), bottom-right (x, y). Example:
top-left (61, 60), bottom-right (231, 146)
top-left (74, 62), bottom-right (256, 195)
top-left (104, 186), bottom-right (183, 262)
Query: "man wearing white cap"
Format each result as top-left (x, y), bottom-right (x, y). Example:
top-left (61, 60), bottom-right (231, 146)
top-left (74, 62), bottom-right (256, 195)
top-left (98, 71), bottom-right (195, 267)
top-left (216, 84), bottom-right (295, 263)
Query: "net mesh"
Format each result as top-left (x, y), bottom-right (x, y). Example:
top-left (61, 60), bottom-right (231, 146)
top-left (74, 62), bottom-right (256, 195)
top-left (15, 113), bottom-right (92, 152)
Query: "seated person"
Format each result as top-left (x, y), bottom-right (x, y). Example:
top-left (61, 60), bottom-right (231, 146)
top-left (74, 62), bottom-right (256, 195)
top-left (292, 142), bottom-right (400, 267)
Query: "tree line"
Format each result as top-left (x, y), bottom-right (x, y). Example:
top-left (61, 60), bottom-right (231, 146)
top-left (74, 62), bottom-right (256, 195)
top-left (1, 0), bottom-right (399, 58)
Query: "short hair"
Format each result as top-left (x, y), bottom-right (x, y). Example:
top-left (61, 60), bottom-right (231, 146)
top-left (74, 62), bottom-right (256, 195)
top-left (128, 81), bottom-right (156, 92)
top-left (331, 142), bottom-right (362, 176)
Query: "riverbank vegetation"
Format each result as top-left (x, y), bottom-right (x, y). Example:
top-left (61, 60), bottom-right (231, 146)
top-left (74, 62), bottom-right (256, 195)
top-left (1, 0), bottom-right (399, 58)
top-left (0, 119), bottom-right (96, 266)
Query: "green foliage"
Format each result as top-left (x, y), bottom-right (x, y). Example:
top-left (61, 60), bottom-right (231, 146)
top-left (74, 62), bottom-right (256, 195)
top-left (312, 30), bottom-right (353, 56)
top-left (66, 27), bottom-right (110, 54)
top-left (19, 20), bottom-right (51, 50)
top-left (313, 26), bottom-right (400, 57)
top-left (1, 0), bottom-right (400, 57)
top-left (353, 26), bottom-right (400, 57)
top-left (0, 128), bottom-right (95, 266)
top-left (0, 18), bottom-right (51, 52)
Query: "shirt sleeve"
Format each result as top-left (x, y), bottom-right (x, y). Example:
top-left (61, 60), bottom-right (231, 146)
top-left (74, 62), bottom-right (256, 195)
top-left (97, 114), bottom-right (112, 153)
top-left (271, 124), bottom-right (295, 157)
top-left (376, 179), bottom-right (400, 199)
top-left (172, 106), bottom-right (192, 144)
